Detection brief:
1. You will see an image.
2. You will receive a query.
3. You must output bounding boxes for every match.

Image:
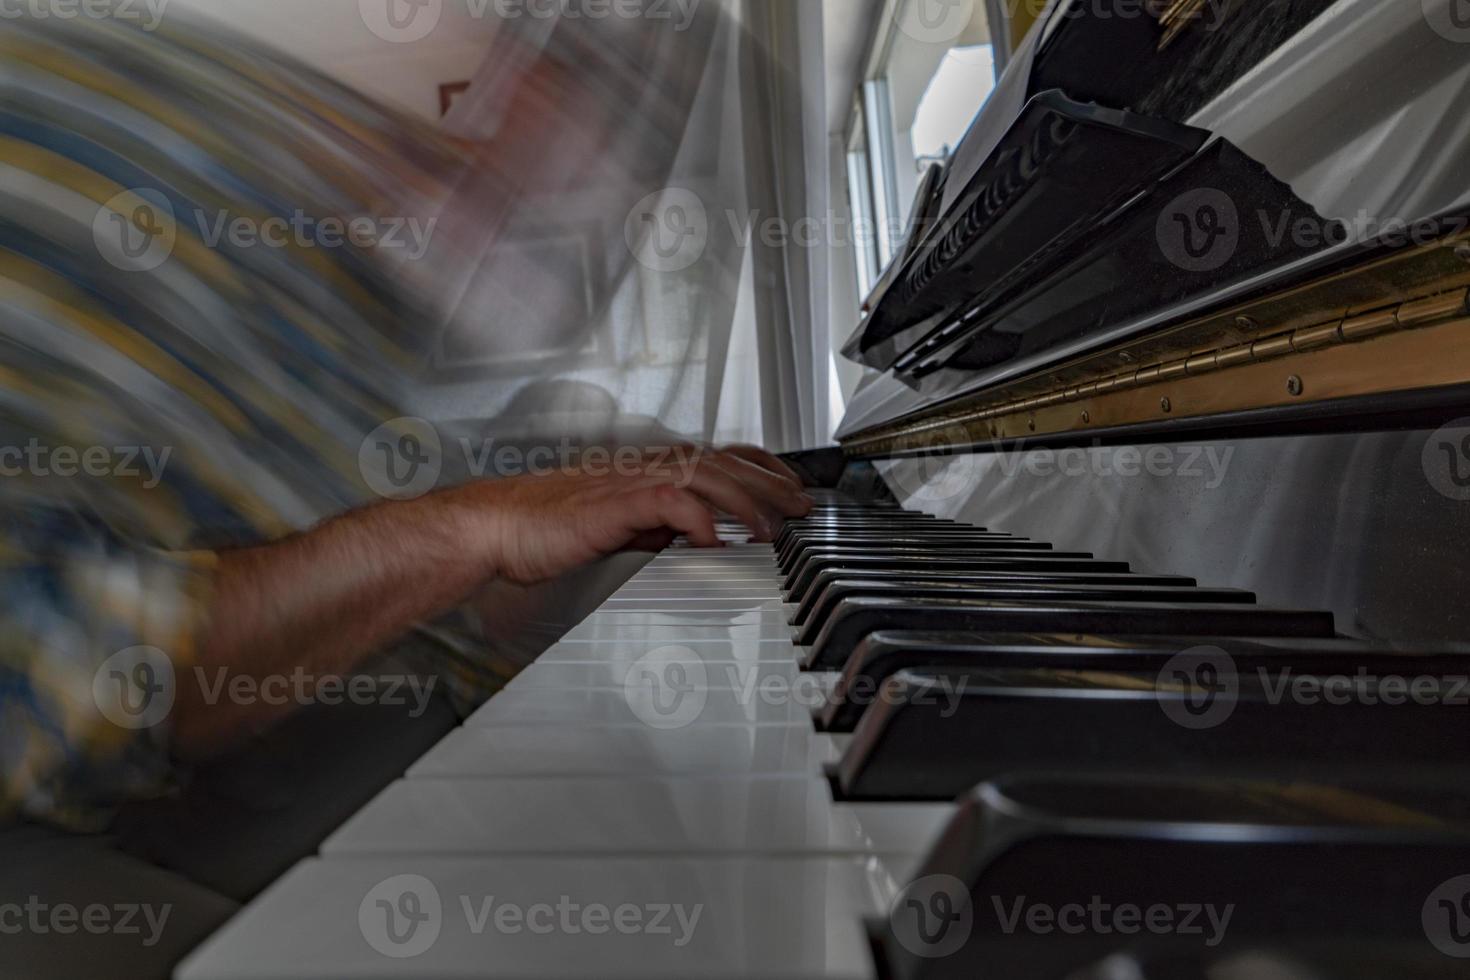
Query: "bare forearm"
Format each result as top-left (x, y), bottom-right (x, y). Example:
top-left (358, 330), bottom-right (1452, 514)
top-left (168, 448), bottom-right (810, 755)
top-left (175, 491), bottom-right (493, 753)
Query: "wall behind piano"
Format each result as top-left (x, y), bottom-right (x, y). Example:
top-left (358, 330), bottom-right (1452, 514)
top-left (169, 0), bottom-right (500, 119)
top-left (171, 0), bottom-right (837, 452)
top-left (879, 426), bottom-right (1470, 645)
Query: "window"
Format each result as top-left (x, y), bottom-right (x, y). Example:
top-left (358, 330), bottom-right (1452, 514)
top-left (911, 45), bottom-right (997, 174)
top-left (845, 112), bottom-right (880, 301)
top-left (846, 0), bottom-right (999, 303)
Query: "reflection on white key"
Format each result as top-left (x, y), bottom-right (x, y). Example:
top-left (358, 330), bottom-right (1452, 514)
top-left (322, 776), bottom-right (955, 858)
top-left (409, 726), bottom-right (845, 778)
top-left (650, 554), bottom-right (775, 564)
top-left (571, 610), bottom-right (788, 626)
top-left (464, 677), bottom-right (834, 726)
top-left (627, 569), bottom-right (782, 581)
top-left (506, 660), bottom-right (801, 689)
top-left (535, 640), bottom-right (799, 663)
top-left (609, 589), bottom-right (785, 603)
top-left (558, 622), bottom-right (798, 643)
top-left (176, 855), bottom-right (908, 980)
top-left (598, 598), bottom-right (786, 612)
top-left (610, 585), bottom-right (784, 599)
top-left (664, 543), bottom-right (773, 553)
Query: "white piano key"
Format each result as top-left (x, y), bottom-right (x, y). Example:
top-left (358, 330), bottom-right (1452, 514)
top-left (650, 554), bottom-right (775, 564)
top-left (464, 678), bottom-right (834, 726)
top-left (644, 561), bottom-right (777, 571)
top-left (506, 660), bottom-right (802, 689)
top-left (322, 776), bottom-right (955, 858)
top-left (572, 609), bottom-right (789, 624)
top-left (615, 578), bottom-right (783, 590)
top-left (535, 640), bottom-right (802, 663)
top-left (408, 725), bottom-right (846, 778)
top-left (176, 854), bottom-right (908, 980)
top-left (623, 577), bottom-right (782, 587)
top-left (627, 567), bottom-right (781, 579)
top-left (640, 566), bottom-right (779, 576)
top-left (597, 598), bottom-right (786, 612)
top-left (664, 543), bottom-right (773, 553)
top-left (558, 622), bottom-right (798, 643)
top-left (608, 586), bottom-right (784, 600)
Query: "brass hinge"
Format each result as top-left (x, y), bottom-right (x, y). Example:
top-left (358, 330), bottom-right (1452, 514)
top-left (841, 283), bottom-right (1470, 458)
top-left (1156, 0), bottom-right (1216, 49)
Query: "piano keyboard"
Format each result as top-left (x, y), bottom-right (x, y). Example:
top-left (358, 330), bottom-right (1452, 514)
top-left (177, 490), bottom-right (1470, 980)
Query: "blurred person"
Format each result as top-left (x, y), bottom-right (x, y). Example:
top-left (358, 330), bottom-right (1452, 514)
top-left (0, 10), bottom-right (808, 977)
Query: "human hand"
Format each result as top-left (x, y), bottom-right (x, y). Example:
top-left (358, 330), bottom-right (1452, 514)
top-left (449, 446), bottom-right (811, 585)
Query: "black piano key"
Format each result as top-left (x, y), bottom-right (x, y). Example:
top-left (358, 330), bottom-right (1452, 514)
top-left (780, 513), bottom-right (948, 525)
top-left (782, 531), bottom-right (1011, 555)
top-left (877, 774), bottom-right (1470, 980)
top-left (776, 532), bottom-right (1025, 564)
top-left (777, 526), bottom-right (1010, 546)
top-left (779, 539), bottom-right (1060, 573)
top-left (791, 511), bottom-right (914, 519)
top-left (793, 582), bottom-right (1255, 645)
top-left (775, 520), bottom-right (961, 549)
top-left (787, 505), bottom-right (909, 516)
top-left (784, 546), bottom-right (1090, 582)
top-left (835, 665), bottom-right (1470, 800)
top-left (820, 631), bottom-right (1470, 732)
top-left (1070, 941), bottom-right (1470, 980)
top-left (785, 555), bottom-right (1133, 601)
top-left (803, 598), bottom-right (1336, 670)
top-left (787, 570), bottom-right (1199, 625)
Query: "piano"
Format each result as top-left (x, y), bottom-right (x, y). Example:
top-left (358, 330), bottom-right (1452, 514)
top-left (177, 2), bottom-right (1470, 978)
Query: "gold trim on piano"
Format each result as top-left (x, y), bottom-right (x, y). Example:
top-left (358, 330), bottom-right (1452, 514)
top-left (842, 232), bottom-right (1470, 457)
top-left (1155, 0), bottom-right (1222, 50)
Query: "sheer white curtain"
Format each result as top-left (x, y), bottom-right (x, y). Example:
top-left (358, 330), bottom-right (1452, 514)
top-left (409, 0), bottom-right (830, 454)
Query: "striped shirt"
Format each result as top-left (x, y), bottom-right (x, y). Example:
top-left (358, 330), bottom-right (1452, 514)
top-left (0, 12), bottom-right (476, 829)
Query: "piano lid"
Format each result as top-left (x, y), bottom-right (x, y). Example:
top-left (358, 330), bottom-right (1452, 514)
top-left (837, 0), bottom-right (1470, 438)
